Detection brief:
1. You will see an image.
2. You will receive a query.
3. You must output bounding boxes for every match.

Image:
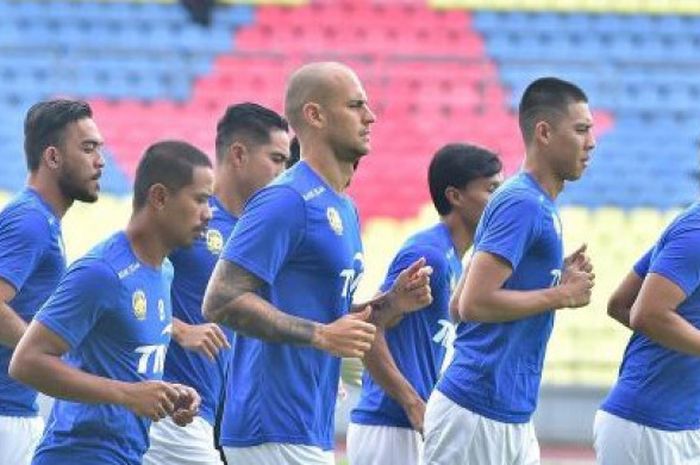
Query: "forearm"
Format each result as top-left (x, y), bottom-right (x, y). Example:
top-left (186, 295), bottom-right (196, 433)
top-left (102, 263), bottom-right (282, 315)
top-left (363, 330), bottom-right (420, 407)
top-left (459, 285), bottom-right (569, 323)
top-left (210, 291), bottom-right (320, 345)
top-left (10, 352), bottom-right (128, 405)
top-left (353, 292), bottom-right (402, 328)
top-left (633, 311), bottom-right (700, 356)
top-left (0, 303), bottom-right (28, 348)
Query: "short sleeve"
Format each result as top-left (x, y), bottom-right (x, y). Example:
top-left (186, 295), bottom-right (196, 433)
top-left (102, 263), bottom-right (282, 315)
top-left (380, 245), bottom-right (450, 311)
top-left (633, 247), bottom-right (653, 278)
top-left (475, 196), bottom-right (541, 270)
top-left (35, 258), bottom-right (117, 349)
top-left (648, 227), bottom-right (700, 297)
top-left (0, 208), bottom-right (51, 292)
top-left (221, 186), bottom-right (306, 285)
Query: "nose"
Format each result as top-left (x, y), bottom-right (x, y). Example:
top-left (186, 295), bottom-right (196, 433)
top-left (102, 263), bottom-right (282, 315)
top-left (587, 129), bottom-right (596, 151)
top-left (95, 148), bottom-right (106, 168)
top-left (364, 105), bottom-right (376, 124)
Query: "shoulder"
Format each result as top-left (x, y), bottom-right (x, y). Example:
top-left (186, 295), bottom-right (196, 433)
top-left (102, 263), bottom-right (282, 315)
top-left (0, 195), bottom-right (54, 235)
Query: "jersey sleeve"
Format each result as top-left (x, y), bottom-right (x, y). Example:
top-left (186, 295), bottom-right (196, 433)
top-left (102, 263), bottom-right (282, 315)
top-left (221, 186), bottom-right (306, 285)
top-left (633, 246), bottom-right (653, 278)
top-left (474, 195), bottom-right (542, 270)
top-left (35, 258), bottom-right (118, 349)
top-left (380, 245), bottom-right (450, 311)
top-left (0, 208), bottom-right (51, 292)
top-left (648, 226), bottom-right (700, 297)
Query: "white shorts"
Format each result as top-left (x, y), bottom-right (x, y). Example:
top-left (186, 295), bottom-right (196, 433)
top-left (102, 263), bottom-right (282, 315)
top-left (593, 409), bottom-right (700, 465)
top-left (223, 443), bottom-right (335, 465)
top-left (142, 416), bottom-right (223, 465)
top-left (422, 390), bottom-right (539, 465)
top-left (347, 422), bottom-right (423, 465)
top-left (0, 415), bottom-right (45, 465)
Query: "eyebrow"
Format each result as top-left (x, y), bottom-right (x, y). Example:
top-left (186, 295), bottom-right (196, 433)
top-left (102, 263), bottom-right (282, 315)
top-left (81, 139), bottom-right (104, 146)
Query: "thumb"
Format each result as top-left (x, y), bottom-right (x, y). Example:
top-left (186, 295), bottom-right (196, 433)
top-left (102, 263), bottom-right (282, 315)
top-left (352, 305), bottom-right (372, 322)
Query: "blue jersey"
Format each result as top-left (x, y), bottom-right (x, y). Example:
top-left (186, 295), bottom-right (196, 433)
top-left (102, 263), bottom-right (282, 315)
top-left (351, 223), bottom-right (462, 428)
top-left (219, 161), bottom-right (364, 451)
top-left (162, 196), bottom-right (236, 425)
top-left (437, 172), bottom-right (564, 424)
top-left (32, 232), bottom-right (173, 465)
top-left (602, 204), bottom-right (700, 431)
top-left (0, 188), bottom-right (65, 417)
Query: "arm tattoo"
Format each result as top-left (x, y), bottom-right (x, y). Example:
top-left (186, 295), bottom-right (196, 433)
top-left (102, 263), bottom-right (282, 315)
top-left (203, 261), bottom-right (317, 345)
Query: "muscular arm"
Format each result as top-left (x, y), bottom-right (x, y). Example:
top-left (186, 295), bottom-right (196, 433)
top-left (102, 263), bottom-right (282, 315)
top-left (0, 279), bottom-right (28, 348)
top-left (362, 329), bottom-right (424, 431)
top-left (457, 251), bottom-right (589, 323)
top-left (203, 260), bottom-right (375, 357)
top-left (203, 260), bottom-right (319, 345)
top-left (630, 273), bottom-right (700, 356)
top-left (607, 270), bottom-right (643, 328)
top-left (10, 320), bottom-right (133, 404)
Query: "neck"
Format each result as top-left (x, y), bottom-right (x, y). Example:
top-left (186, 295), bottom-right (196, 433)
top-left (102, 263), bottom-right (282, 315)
top-left (442, 214), bottom-right (474, 258)
top-left (303, 146), bottom-right (354, 193)
top-left (125, 211), bottom-right (169, 267)
top-left (213, 173), bottom-right (246, 217)
top-left (27, 172), bottom-right (73, 218)
top-left (523, 152), bottom-right (564, 199)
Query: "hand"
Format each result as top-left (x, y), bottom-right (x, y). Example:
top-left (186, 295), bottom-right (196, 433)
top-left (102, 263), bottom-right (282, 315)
top-left (402, 396), bottom-right (426, 435)
top-left (387, 257), bottom-right (433, 314)
top-left (122, 380), bottom-right (180, 422)
top-left (313, 306), bottom-right (376, 358)
top-left (174, 321), bottom-right (230, 360)
top-left (560, 267), bottom-right (595, 308)
top-left (170, 384), bottom-right (201, 427)
top-left (564, 243), bottom-right (593, 274)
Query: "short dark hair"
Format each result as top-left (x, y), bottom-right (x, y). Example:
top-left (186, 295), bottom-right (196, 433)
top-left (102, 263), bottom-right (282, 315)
top-left (429, 143), bottom-right (502, 216)
top-left (24, 99), bottom-right (93, 172)
top-left (518, 77), bottom-right (588, 145)
top-left (288, 135), bottom-right (301, 168)
top-left (215, 102), bottom-right (289, 161)
top-left (133, 140), bottom-right (212, 210)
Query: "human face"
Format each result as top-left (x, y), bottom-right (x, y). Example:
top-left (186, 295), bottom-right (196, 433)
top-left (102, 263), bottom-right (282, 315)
top-left (239, 129), bottom-right (290, 199)
top-left (323, 71), bottom-right (376, 163)
top-left (164, 166), bottom-right (214, 248)
top-left (56, 118), bottom-right (105, 203)
top-left (454, 172), bottom-right (504, 231)
top-left (547, 101), bottom-right (596, 182)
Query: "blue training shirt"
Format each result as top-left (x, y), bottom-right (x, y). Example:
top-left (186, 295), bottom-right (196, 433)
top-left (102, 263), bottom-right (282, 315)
top-left (602, 203), bottom-right (700, 431)
top-left (32, 232), bottom-right (174, 465)
top-left (162, 196), bottom-right (236, 426)
top-left (351, 222), bottom-right (462, 428)
top-left (0, 188), bottom-right (65, 417)
top-left (219, 161), bottom-right (364, 451)
top-left (437, 172), bottom-right (564, 424)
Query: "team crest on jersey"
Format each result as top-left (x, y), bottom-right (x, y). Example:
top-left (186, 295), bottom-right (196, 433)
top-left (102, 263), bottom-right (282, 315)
top-left (158, 299), bottom-right (165, 321)
top-left (326, 207), bottom-right (343, 235)
top-left (206, 229), bottom-right (224, 255)
top-left (132, 290), bottom-right (147, 321)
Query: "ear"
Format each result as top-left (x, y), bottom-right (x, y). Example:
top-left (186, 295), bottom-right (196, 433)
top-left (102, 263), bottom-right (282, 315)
top-left (147, 183), bottom-right (169, 210)
top-left (43, 146), bottom-right (61, 170)
top-left (303, 102), bottom-right (324, 129)
top-left (444, 186), bottom-right (462, 209)
top-left (534, 120), bottom-right (551, 145)
top-left (227, 142), bottom-right (247, 166)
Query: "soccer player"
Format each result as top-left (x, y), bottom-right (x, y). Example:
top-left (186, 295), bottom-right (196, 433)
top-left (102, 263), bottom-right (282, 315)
top-left (348, 143), bottom-right (503, 465)
top-left (594, 221), bottom-right (700, 463)
top-left (9, 141), bottom-right (210, 465)
top-left (142, 103), bottom-right (290, 465)
top-left (203, 61), bottom-right (432, 465)
top-left (0, 99), bottom-right (104, 465)
top-left (422, 77), bottom-right (596, 465)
